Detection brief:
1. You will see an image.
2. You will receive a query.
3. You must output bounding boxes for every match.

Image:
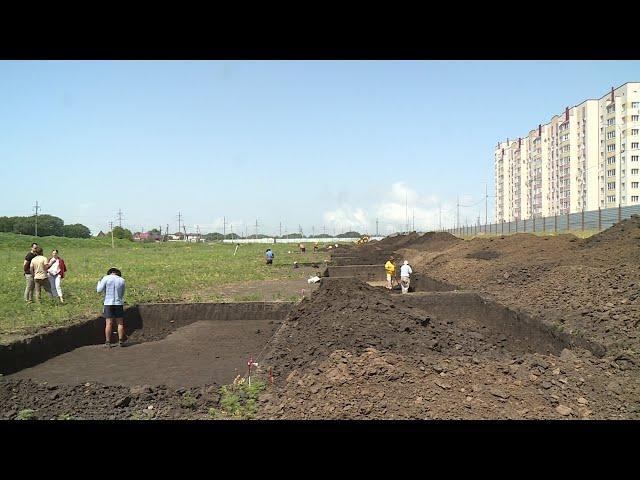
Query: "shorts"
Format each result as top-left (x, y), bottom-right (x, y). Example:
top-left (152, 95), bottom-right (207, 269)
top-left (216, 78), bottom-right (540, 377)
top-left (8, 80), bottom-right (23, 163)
top-left (266, 258), bottom-right (273, 264)
top-left (104, 305), bottom-right (124, 318)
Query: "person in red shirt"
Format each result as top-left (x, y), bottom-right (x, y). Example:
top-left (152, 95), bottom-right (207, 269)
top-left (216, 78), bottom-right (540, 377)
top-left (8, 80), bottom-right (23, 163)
top-left (46, 249), bottom-right (67, 303)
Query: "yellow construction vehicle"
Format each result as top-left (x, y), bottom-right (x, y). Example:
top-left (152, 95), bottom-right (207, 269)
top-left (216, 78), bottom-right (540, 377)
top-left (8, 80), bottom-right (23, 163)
top-left (356, 235), bottom-right (370, 245)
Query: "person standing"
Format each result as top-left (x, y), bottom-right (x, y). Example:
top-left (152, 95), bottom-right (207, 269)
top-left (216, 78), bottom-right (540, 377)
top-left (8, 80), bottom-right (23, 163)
top-left (30, 246), bottom-right (53, 303)
top-left (384, 256), bottom-right (396, 290)
top-left (23, 242), bottom-right (38, 303)
top-left (400, 260), bottom-right (413, 294)
top-left (265, 248), bottom-right (275, 265)
top-left (46, 249), bottom-right (67, 303)
top-left (97, 267), bottom-right (127, 347)
top-left (299, 242), bottom-right (306, 254)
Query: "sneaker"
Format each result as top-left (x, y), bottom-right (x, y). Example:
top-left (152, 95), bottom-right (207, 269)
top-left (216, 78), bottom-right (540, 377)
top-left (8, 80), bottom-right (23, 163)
top-left (118, 340), bottom-right (127, 347)
top-left (104, 342), bottom-right (113, 348)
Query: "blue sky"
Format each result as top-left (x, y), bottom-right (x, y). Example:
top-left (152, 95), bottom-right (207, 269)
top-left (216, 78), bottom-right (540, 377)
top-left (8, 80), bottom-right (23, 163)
top-left (2, 60), bottom-right (639, 235)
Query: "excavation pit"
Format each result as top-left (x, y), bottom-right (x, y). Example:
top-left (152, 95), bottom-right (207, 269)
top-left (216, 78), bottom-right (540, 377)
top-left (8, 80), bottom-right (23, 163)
top-left (1, 302), bottom-right (293, 387)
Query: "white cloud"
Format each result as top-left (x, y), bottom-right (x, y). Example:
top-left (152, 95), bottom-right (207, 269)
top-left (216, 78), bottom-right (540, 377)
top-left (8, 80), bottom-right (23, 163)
top-left (322, 182), bottom-right (454, 233)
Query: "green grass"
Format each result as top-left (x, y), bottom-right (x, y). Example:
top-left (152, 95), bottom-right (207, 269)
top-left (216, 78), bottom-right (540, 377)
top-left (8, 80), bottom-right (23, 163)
top-left (210, 378), bottom-right (266, 419)
top-left (0, 232), bottom-right (332, 338)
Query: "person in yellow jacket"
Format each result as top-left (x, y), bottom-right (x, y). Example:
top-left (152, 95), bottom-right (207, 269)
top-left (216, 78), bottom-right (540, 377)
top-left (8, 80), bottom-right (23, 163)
top-left (384, 256), bottom-right (396, 290)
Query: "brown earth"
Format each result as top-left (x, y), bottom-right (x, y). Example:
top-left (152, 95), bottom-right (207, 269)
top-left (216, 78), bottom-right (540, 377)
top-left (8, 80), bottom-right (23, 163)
top-left (398, 216), bottom-right (640, 358)
top-left (256, 279), bottom-right (639, 419)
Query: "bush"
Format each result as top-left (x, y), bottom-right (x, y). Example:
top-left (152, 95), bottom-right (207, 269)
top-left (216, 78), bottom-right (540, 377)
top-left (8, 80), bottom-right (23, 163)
top-left (63, 224), bottom-right (91, 238)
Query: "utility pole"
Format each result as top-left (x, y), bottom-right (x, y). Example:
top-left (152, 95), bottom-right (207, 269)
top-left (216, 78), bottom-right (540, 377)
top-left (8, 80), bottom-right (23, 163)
top-left (312, 226), bottom-right (315, 237)
top-left (279, 222), bottom-right (282, 238)
top-left (457, 196), bottom-right (460, 229)
top-left (223, 216), bottom-right (226, 238)
top-left (412, 209), bottom-right (415, 232)
top-left (117, 209), bottom-right (123, 228)
top-left (33, 200), bottom-right (40, 237)
top-left (177, 212), bottom-right (182, 236)
top-left (439, 205), bottom-right (442, 230)
top-left (166, 224), bottom-right (169, 240)
top-left (376, 218), bottom-right (379, 236)
top-left (405, 190), bottom-right (408, 233)
top-left (109, 221), bottom-right (114, 249)
top-left (485, 182), bottom-right (488, 227)
top-left (298, 224), bottom-right (303, 238)
top-left (230, 224), bottom-right (233, 239)
top-left (255, 218), bottom-right (259, 238)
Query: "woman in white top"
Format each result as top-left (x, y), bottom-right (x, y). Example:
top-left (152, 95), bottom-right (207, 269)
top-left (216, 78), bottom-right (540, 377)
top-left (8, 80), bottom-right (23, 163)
top-left (47, 249), bottom-right (67, 303)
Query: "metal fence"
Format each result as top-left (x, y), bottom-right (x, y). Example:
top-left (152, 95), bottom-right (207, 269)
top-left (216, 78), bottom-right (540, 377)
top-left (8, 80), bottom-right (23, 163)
top-left (444, 204), bottom-right (640, 237)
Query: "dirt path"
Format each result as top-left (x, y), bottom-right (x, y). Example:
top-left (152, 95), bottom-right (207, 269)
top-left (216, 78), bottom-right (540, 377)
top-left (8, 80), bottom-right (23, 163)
top-left (184, 266), bottom-right (321, 302)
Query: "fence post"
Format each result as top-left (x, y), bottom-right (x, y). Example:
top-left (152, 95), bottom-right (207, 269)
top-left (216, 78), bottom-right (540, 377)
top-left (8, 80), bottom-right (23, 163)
top-left (524, 218), bottom-right (527, 232)
top-left (533, 216), bottom-right (536, 232)
top-left (543, 215), bottom-right (546, 232)
top-left (598, 207), bottom-right (601, 230)
top-left (566, 211), bottom-right (570, 231)
top-left (554, 214), bottom-right (557, 233)
top-left (618, 204), bottom-right (622, 223)
top-left (581, 209), bottom-right (584, 231)
top-left (502, 220), bottom-right (504, 234)
top-left (508, 221), bottom-right (510, 233)
top-left (515, 220), bottom-right (518, 233)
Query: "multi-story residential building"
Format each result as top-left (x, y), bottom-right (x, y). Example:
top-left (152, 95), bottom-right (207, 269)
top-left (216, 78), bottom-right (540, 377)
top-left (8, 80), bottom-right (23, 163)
top-left (495, 82), bottom-right (640, 222)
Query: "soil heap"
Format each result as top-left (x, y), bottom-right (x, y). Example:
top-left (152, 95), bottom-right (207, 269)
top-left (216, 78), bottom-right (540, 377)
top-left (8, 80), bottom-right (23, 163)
top-left (257, 278), bottom-right (640, 419)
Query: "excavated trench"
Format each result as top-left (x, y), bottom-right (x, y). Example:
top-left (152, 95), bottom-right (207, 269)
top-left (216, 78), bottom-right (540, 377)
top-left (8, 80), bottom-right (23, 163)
top-left (1, 302), bottom-right (293, 387)
top-left (321, 265), bottom-right (605, 358)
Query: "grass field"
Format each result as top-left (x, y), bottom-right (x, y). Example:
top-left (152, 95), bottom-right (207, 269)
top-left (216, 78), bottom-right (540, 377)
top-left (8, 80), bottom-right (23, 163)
top-left (0, 233), bottom-right (331, 339)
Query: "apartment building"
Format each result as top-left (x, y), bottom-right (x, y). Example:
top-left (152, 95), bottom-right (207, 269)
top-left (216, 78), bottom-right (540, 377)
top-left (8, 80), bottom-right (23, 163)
top-left (495, 82), bottom-right (640, 222)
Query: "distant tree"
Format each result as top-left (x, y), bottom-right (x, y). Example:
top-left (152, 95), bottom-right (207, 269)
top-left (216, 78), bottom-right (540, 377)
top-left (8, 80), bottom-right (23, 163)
top-left (316, 233), bottom-right (332, 238)
top-left (149, 228), bottom-right (161, 235)
top-left (0, 216), bottom-right (18, 232)
top-left (112, 226), bottom-right (133, 241)
top-left (225, 233), bottom-right (240, 240)
top-left (63, 223), bottom-right (91, 238)
top-left (282, 233), bottom-right (301, 239)
top-left (337, 231), bottom-right (361, 238)
top-left (13, 215), bottom-right (64, 236)
top-left (205, 232), bottom-right (224, 241)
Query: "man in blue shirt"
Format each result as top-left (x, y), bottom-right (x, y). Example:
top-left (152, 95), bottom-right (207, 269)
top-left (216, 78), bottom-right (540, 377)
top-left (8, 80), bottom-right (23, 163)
top-left (97, 267), bottom-right (127, 347)
top-left (265, 248), bottom-right (274, 265)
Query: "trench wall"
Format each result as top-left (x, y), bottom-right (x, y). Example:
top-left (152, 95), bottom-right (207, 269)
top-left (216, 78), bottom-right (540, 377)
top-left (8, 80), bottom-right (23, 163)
top-left (0, 302), bottom-right (294, 375)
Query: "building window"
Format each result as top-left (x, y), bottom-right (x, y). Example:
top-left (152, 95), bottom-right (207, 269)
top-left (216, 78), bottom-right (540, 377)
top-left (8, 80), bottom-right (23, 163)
top-left (607, 118), bottom-right (615, 126)
top-left (607, 144), bottom-right (616, 152)
top-left (607, 131), bottom-right (616, 139)
top-left (607, 105), bottom-right (616, 114)
top-left (633, 182), bottom-right (639, 188)
top-left (633, 196), bottom-right (639, 202)
top-left (633, 156), bottom-right (639, 162)
top-left (607, 156), bottom-right (616, 165)
top-left (607, 195), bottom-right (617, 203)
top-left (633, 168), bottom-right (639, 175)
top-left (633, 102), bottom-right (640, 108)
top-left (607, 169), bottom-right (616, 176)
top-left (607, 182), bottom-right (616, 190)
top-left (633, 115), bottom-right (640, 121)
top-left (633, 129), bottom-right (639, 135)
top-left (633, 142), bottom-right (639, 149)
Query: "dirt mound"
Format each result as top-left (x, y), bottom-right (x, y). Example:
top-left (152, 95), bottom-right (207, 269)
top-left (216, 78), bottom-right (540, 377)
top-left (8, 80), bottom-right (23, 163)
top-left (405, 232), bottom-right (462, 251)
top-left (584, 215), bottom-right (640, 263)
top-left (467, 250), bottom-right (501, 260)
top-left (256, 279), bottom-right (639, 419)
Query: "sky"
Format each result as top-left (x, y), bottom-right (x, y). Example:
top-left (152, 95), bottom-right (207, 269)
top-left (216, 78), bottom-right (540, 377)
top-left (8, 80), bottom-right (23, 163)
top-left (1, 60), bottom-right (640, 236)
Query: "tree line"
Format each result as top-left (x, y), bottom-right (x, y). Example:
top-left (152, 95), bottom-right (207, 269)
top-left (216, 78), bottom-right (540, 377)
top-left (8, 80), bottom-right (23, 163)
top-left (0, 215), bottom-right (91, 238)
top-left (202, 230), bottom-right (363, 241)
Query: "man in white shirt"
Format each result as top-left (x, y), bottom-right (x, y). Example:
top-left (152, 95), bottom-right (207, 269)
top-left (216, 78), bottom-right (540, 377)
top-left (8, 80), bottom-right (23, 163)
top-left (400, 260), bottom-right (412, 294)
